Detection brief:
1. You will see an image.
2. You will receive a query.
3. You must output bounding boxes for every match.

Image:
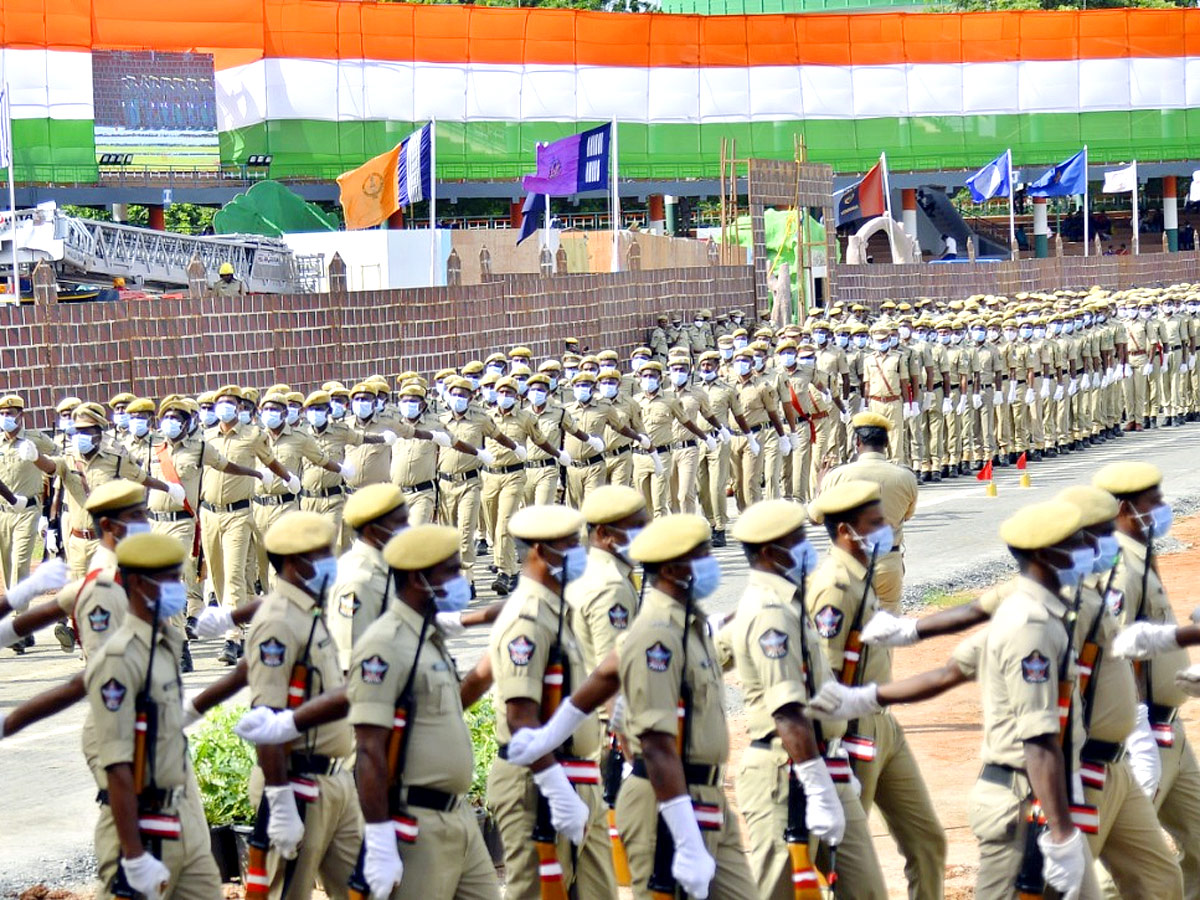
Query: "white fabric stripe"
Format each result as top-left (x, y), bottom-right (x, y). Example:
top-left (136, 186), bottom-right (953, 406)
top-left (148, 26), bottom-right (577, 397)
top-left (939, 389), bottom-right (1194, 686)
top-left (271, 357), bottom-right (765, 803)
top-left (402, 126), bottom-right (425, 204)
top-left (215, 56), bottom-right (1200, 132)
top-left (0, 50), bottom-right (93, 120)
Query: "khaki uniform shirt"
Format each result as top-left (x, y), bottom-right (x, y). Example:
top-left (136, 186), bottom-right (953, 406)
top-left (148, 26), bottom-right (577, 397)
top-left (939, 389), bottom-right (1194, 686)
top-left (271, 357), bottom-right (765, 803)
top-left (302, 423), bottom-right (363, 492)
top-left (488, 577), bottom-right (601, 757)
top-left (329, 539), bottom-right (392, 671)
top-left (347, 600), bottom-right (474, 796)
top-left (566, 547), bottom-right (638, 671)
top-left (527, 402), bottom-right (575, 463)
top-left (245, 579), bottom-right (354, 759)
top-left (819, 451), bottom-right (917, 546)
top-left (390, 412), bottom-right (439, 488)
top-left (565, 400), bottom-right (625, 459)
top-left (147, 435), bottom-right (227, 513)
top-left (487, 407), bottom-right (545, 467)
top-left (816, 346), bottom-right (850, 399)
top-left (805, 546), bottom-right (890, 686)
top-left (637, 392), bottom-right (691, 447)
top-left (669, 384), bottom-right (714, 441)
top-left (261, 427), bottom-right (329, 497)
top-left (1074, 579), bottom-right (1137, 744)
top-left (346, 416), bottom-right (413, 489)
top-left (1124, 320), bottom-right (1153, 362)
top-left (974, 341), bottom-right (1001, 388)
top-left (604, 394), bottom-right (642, 453)
top-left (56, 545), bottom-right (124, 659)
top-left (699, 377), bottom-right (745, 427)
top-left (863, 350), bottom-right (906, 402)
top-left (734, 375), bottom-right (779, 428)
top-left (54, 449), bottom-right (148, 534)
top-left (617, 586), bottom-right (728, 766)
top-left (203, 424), bottom-right (275, 506)
top-left (437, 407), bottom-right (500, 476)
top-left (84, 613), bottom-right (187, 790)
top-left (0, 427), bottom-right (54, 497)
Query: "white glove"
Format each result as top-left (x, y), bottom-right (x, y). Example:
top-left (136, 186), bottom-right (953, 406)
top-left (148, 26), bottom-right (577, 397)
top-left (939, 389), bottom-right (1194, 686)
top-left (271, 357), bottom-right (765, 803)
top-left (704, 435), bottom-right (718, 453)
top-left (1123, 364), bottom-right (1132, 378)
top-left (1053, 385), bottom-right (1065, 402)
top-left (651, 453), bottom-right (664, 476)
top-left (922, 391), bottom-right (935, 410)
top-left (970, 393), bottom-right (982, 410)
top-left (430, 430), bottom-right (451, 448)
top-left (1176, 663), bottom-right (1200, 697)
top-left (363, 820), bottom-right (403, 897)
top-left (338, 461), bottom-right (357, 480)
top-left (121, 852), bottom-right (170, 900)
top-left (265, 784), bottom-right (305, 859)
top-left (0, 617), bottom-right (17, 647)
top-left (992, 389), bottom-right (1003, 406)
top-left (194, 604), bottom-right (235, 639)
top-left (941, 397), bottom-right (954, 415)
top-left (1106, 366), bottom-right (1115, 382)
top-left (513, 444), bottom-right (528, 462)
top-left (0, 710), bottom-right (7, 739)
top-left (901, 402), bottom-right (913, 421)
top-left (840, 408), bottom-right (853, 424)
top-left (236, 708), bottom-right (301, 746)
top-left (659, 795), bottom-right (717, 900)
top-left (435, 610), bottom-right (466, 638)
top-left (637, 433), bottom-right (652, 450)
top-left (37, 514), bottom-right (47, 536)
top-left (1142, 363), bottom-right (1154, 376)
top-left (165, 483), bottom-right (186, 505)
top-left (182, 696), bottom-right (203, 729)
top-left (1127, 704), bottom-right (1162, 798)
top-left (45, 528), bottom-right (59, 558)
top-left (860, 610), bottom-right (920, 647)
top-left (258, 468), bottom-right (278, 491)
top-left (476, 448), bottom-right (495, 466)
top-left (1038, 828), bottom-right (1087, 900)
top-left (789, 431), bottom-right (804, 452)
top-left (1111, 621), bottom-right (1179, 659)
top-left (556, 450), bottom-right (573, 467)
top-left (821, 390), bottom-right (834, 407)
top-left (1008, 383), bottom-right (1018, 404)
top-left (1040, 380), bottom-right (1051, 399)
top-left (1024, 388), bottom-right (1036, 406)
top-left (808, 681), bottom-right (881, 721)
top-left (587, 435), bottom-right (606, 455)
top-left (287, 474), bottom-right (301, 494)
top-left (955, 396), bottom-right (967, 415)
top-left (507, 699), bottom-right (590, 766)
top-left (1067, 379), bottom-right (1078, 397)
top-left (778, 434), bottom-right (792, 457)
top-left (532, 764), bottom-right (590, 845)
top-left (1080, 373), bottom-right (1091, 390)
top-left (748, 436), bottom-right (761, 457)
top-left (380, 430), bottom-right (397, 446)
top-left (793, 758), bottom-right (846, 846)
top-left (718, 426), bottom-right (733, 444)
top-left (6, 557), bottom-right (68, 611)
top-left (15, 439), bottom-right (38, 462)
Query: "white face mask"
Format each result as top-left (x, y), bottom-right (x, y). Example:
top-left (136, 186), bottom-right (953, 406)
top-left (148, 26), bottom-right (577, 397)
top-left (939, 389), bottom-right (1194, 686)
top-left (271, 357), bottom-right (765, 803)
top-left (779, 352), bottom-right (796, 368)
top-left (670, 370), bottom-right (689, 387)
top-left (527, 388), bottom-right (548, 407)
top-left (700, 369), bottom-right (717, 382)
top-left (129, 417), bottom-right (150, 437)
top-left (734, 359), bottom-right (752, 377)
top-left (352, 399), bottom-right (375, 419)
top-left (215, 401), bottom-right (238, 424)
top-left (160, 417), bottom-right (184, 440)
top-left (598, 382), bottom-right (619, 399)
top-left (237, 409), bottom-right (253, 426)
top-left (573, 385), bottom-right (593, 403)
top-left (306, 408), bottom-right (328, 428)
top-left (399, 400), bottom-right (422, 419)
top-left (497, 394), bottom-right (516, 410)
top-left (286, 407), bottom-right (301, 425)
top-left (641, 376), bottom-right (660, 394)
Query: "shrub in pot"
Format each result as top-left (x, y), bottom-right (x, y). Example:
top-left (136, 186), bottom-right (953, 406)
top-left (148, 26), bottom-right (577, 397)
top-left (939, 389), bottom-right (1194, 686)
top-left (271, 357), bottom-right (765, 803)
top-left (189, 704), bottom-right (255, 882)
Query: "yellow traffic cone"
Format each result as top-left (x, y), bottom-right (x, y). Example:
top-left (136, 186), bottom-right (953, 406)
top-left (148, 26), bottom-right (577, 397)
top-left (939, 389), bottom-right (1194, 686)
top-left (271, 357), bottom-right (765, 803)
top-left (1020, 472), bottom-right (1032, 489)
top-left (985, 480), bottom-right (998, 498)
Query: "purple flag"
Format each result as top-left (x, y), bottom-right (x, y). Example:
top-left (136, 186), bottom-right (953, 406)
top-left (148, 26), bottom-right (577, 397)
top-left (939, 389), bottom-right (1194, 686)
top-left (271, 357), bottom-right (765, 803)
top-left (521, 124), bottom-right (611, 196)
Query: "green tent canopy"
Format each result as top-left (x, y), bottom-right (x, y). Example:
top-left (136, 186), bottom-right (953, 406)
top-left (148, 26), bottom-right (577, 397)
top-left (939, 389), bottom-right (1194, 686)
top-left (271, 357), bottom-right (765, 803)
top-left (213, 180), bottom-right (337, 237)
top-left (723, 209), bottom-right (834, 317)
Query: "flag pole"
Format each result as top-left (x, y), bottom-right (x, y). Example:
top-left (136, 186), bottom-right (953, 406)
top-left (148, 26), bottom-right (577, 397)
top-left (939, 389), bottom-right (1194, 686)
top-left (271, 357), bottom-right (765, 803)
top-left (2, 74), bottom-right (17, 300)
top-left (880, 151), bottom-right (893, 220)
top-left (1082, 144), bottom-right (1089, 258)
top-left (1007, 148), bottom-right (1017, 261)
top-left (1131, 159), bottom-right (1139, 256)
top-left (610, 118), bottom-right (620, 272)
top-left (428, 119), bottom-right (438, 285)
top-left (544, 193), bottom-right (551, 251)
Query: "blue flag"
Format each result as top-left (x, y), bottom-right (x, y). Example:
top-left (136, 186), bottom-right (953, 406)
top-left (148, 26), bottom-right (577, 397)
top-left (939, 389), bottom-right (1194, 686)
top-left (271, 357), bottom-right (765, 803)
top-left (396, 123), bottom-right (432, 208)
top-left (1027, 150), bottom-right (1087, 198)
top-left (522, 124), bottom-right (611, 196)
top-left (517, 192), bottom-right (545, 245)
top-left (966, 152), bottom-right (1011, 203)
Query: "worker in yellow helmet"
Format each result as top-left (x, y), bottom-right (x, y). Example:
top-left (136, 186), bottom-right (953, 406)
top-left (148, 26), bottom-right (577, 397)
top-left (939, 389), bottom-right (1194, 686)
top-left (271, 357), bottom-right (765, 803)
top-left (211, 261), bottom-right (245, 298)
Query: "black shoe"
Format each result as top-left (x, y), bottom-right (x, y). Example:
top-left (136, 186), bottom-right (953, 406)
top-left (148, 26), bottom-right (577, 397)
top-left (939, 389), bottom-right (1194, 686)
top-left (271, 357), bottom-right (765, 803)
top-left (185, 616), bottom-right (198, 641)
top-left (475, 539), bottom-right (489, 555)
top-left (972, 460), bottom-right (984, 472)
top-left (470, 582), bottom-right (477, 600)
top-left (491, 574), bottom-right (512, 597)
top-left (1045, 447), bottom-right (1057, 458)
top-left (22, 633), bottom-right (34, 648)
top-left (1030, 449), bottom-right (1043, 462)
top-left (218, 640), bottom-right (239, 666)
top-left (995, 456), bottom-right (1008, 468)
top-left (959, 462), bottom-right (972, 476)
top-left (711, 530), bottom-right (726, 548)
top-left (1163, 417), bottom-right (1174, 427)
top-left (940, 465), bottom-right (950, 479)
top-left (918, 472), bottom-right (930, 484)
top-left (9, 640), bottom-right (24, 655)
top-left (487, 564), bottom-right (497, 574)
top-left (180, 642), bottom-right (194, 674)
top-left (54, 622), bottom-right (76, 652)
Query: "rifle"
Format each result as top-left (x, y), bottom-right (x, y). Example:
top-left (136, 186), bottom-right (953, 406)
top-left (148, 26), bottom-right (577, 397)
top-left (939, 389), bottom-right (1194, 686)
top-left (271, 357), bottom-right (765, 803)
top-left (349, 607), bottom-right (435, 900)
top-left (1131, 523), bottom-right (1156, 701)
top-left (839, 545), bottom-right (879, 763)
top-left (602, 732), bottom-right (632, 886)
top-left (1014, 802), bottom-right (1048, 900)
top-left (1077, 567), bottom-right (1118, 726)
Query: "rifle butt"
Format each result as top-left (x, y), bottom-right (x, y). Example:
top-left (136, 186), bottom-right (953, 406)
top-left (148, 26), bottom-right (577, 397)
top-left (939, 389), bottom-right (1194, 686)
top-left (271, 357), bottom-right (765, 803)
top-left (607, 807), bottom-right (631, 886)
top-left (787, 842), bottom-right (825, 900)
top-left (348, 841), bottom-right (371, 900)
top-left (536, 839), bottom-right (569, 900)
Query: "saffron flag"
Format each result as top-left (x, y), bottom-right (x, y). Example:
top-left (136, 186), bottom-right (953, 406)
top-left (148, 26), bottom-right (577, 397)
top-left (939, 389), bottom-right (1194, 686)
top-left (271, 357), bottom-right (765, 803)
top-left (836, 159), bottom-right (886, 226)
top-left (1027, 150), bottom-right (1087, 198)
top-left (337, 144), bottom-right (402, 231)
top-left (522, 124), bottom-right (611, 196)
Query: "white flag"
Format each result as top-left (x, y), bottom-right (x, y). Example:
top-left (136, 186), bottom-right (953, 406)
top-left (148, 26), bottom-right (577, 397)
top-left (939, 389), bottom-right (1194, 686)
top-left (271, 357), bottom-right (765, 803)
top-left (1190, 170), bottom-right (1200, 204)
top-left (0, 88), bottom-right (10, 170)
top-left (1102, 163), bottom-right (1136, 194)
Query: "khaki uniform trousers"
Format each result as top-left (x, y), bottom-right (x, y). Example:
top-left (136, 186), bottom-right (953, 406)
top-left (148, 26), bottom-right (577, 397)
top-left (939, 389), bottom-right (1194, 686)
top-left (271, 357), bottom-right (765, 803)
top-left (403, 486), bottom-right (436, 526)
top-left (731, 434), bottom-right (764, 512)
top-left (67, 531), bottom-right (100, 580)
top-left (1088, 758), bottom-right (1183, 900)
top-left (200, 506), bottom-right (256, 641)
top-left (921, 392), bottom-right (945, 474)
top-left (150, 516), bottom-right (201, 615)
top-left (968, 771), bottom-right (1101, 900)
top-left (851, 710), bottom-right (945, 900)
top-left (1022, 382), bottom-right (1045, 450)
top-left (606, 447), bottom-right (633, 487)
top-left (810, 418), bottom-right (837, 489)
top-left (670, 444), bottom-right (702, 514)
top-left (567, 458), bottom-right (607, 508)
top-left (1124, 359), bottom-right (1150, 422)
top-left (904, 406), bottom-right (925, 474)
top-left (1149, 356), bottom-right (1165, 413)
top-left (615, 772), bottom-right (755, 900)
top-left (299, 494), bottom-right (348, 552)
top-left (95, 778), bottom-right (220, 900)
top-left (248, 768), bottom-right (362, 900)
top-left (524, 462), bottom-right (560, 507)
top-left (970, 390), bottom-right (997, 462)
top-left (438, 475), bottom-right (482, 584)
top-left (632, 450), bottom-right (671, 519)
top-left (388, 802), bottom-right (499, 900)
top-left (482, 470), bottom-right (525, 577)
top-left (698, 441), bottom-right (732, 531)
top-left (487, 759), bottom-right (616, 900)
top-left (1056, 387), bottom-right (1076, 443)
top-left (996, 387), bottom-right (1017, 455)
top-left (1154, 721), bottom-right (1200, 900)
top-left (760, 430), bottom-right (783, 501)
top-left (736, 745), bottom-right (887, 900)
top-left (1166, 349), bottom-right (1186, 416)
top-left (785, 422), bottom-right (812, 502)
top-left (0, 505), bottom-right (39, 591)
top-left (253, 499), bottom-right (298, 594)
top-left (872, 550), bottom-right (904, 616)
top-left (868, 399), bottom-right (904, 464)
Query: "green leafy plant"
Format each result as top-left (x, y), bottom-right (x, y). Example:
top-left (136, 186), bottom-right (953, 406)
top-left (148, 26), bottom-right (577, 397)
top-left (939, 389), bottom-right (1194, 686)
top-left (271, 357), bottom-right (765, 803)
top-left (189, 704), bottom-right (256, 826)
top-left (465, 693), bottom-right (498, 809)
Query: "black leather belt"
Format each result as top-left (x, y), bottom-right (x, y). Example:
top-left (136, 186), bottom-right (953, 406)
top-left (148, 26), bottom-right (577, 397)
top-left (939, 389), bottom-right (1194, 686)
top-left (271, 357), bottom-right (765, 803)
top-left (400, 785), bottom-right (460, 813)
top-left (148, 509), bottom-right (194, 522)
top-left (635, 443), bottom-right (672, 455)
top-left (289, 753), bottom-right (342, 776)
top-left (401, 480), bottom-right (435, 494)
top-left (630, 757), bottom-right (721, 787)
top-left (526, 457), bottom-right (556, 469)
top-left (439, 470), bottom-right (479, 484)
top-left (1080, 739), bottom-right (1124, 764)
top-left (253, 493), bottom-right (297, 507)
top-left (1147, 703), bottom-right (1178, 727)
top-left (201, 499), bottom-right (250, 513)
top-left (572, 454), bottom-right (604, 468)
top-left (979, 762), bottom-right (1022, 789)
top-left (734, 423), bottom-right (764, 436)
top-left (608, 446), bottom-right (631, 457)
top-left (485, 462), bottom-right (526, 475)
top-left (1170, 345), bottom-right (1183, 351)
top-left (300, 485), bottom-right (346, 499)
top-left (671, 439), bottom-right (698, 450)
top-left (98, 786), bottom-right (181, 807)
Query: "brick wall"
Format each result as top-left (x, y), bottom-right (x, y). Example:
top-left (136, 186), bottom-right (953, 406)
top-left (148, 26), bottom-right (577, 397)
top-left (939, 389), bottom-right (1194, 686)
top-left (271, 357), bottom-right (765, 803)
top-left (3, 266), bottom-right (756, 429)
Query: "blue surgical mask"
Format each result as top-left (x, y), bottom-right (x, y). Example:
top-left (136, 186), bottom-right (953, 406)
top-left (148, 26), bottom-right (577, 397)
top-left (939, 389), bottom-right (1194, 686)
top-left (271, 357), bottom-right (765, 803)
top-left (689, 556), bottom-right (721, 599)
top-left (700, 369), bottom-right (717, 382)
top-left (599, 382), bottom-right (619, 399)
top-left (154, 581), bottom-right (187, 620)
top-left (114, 411), bottom-right (130, 430)
top-left (286, 407), bottom-right (301, 425)
top-left (734, 360), bottom-right (752, 377)
top-left (352, 399), bottom-right (375, 419)
top-left (854, 524), bottom-right (894, 557)
top-left (836, 334), bottom-right (850, 348)
top-left (939, 334), bottom-right (952, 345)
top-left (330, 399), bottom-right (347, 418)
top-left (376, 397), bottom-right (387, 413)
top-left (306, 408), bottom-right (328, 428)
top-left (261, 409), bottom-right (284, 430)
top-left (466, 377), bottom-right (480, 391)
top-left (573, 386), bottom-right (593, 404)
top-left (123, 521), bottom-right (151, 537)
top-left (237, 410), bottom-right (253, 426)
top-left (734, 337), bottom-right (750, 349)
top-left (720, 348), bottom-right (733, 360)
top-left (433, 574), bottom-right (472, 613)
top-left (813, 333), bottom-right (828, 347)
top-left (1019, 326), bottom-right (1033, 339)
top-left (304, 555), bottom-right (337, 597)
top-left (613, 526), bottom-right (643, 561)
top-left (780, 352), bottom-right (796, 368)
top-left (516, 380), bottom-right (529, 396)
top-left (671, 371), bottom-right (689, 387)
top-left (129, 417), bottom-right (149, 437)
top-left (753, 357), bottom-right (766, 371)
top-left (1092, 535), bottom-right (1120, 573)
top-left (0, 414), bottom-right (18, 433)
top-left (200, 408), bottom-right (218, 428)
top-left (548, 377), bottom-right (559, 392)
top-left (785, 540), bottom-right (819, 583)
top-left (486, 364), bottom-right (505, 377)
top-left (161, 418), bottom-right (184, 440)
top-left (1056, 547), bottom-right (1094, 588)
top-left (73, 433), bottom-right (96, 455)
top-left (528, 388), bottom-right (548, 407)
top-left (58, 416), bottom-right (77, 435)
top-left (215, 401), bottom-right (238, 424)
top-left (497, 394), bottom-right (516, 410)
top-left (449, 395), bottom-right (470, 415)
top-left (549, 545), bottom-right (588, 585)
top-left (564, 368), bottom-right (579, 382)
top-left (399, 400), bottom-right (422, 419)
top-left (641, 376), bottom-right (660, 394)
top-left (1143, 503), bottom-right (1173, 538)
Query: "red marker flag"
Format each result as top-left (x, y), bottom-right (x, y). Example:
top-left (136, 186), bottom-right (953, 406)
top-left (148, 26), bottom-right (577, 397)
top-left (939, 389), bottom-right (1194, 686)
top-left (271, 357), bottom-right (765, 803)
top-left (1016, 452), bottom-right (1027, 470)
top-left (976, 459), bottom-right (994, 482)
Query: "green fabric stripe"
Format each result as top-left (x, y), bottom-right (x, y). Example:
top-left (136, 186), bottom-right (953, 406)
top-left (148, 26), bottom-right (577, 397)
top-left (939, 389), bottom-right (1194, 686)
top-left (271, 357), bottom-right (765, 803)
top-left (222, 112), bottom-right (1200, 181)
top-left (6, 119), bottom-right (98, 183)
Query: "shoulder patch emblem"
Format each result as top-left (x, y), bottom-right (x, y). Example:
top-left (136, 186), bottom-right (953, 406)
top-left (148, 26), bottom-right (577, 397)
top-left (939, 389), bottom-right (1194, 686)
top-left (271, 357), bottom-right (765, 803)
top-left (507, 635), bottom-right (535, 667)
top-left (101, 678), bottom-right (126, 711)
top-left (1104, 589), bottom-right (1124, 617)
top-left (338, 592), bottom-right (360, 619)
top-left (1021, 650), bottom-right (1051, 684)
top-left (758, 628), bottom-right (789, 659)
top-left (360, 655), bottom-right (389, 685)
top-left (814, 605), bottom-right (844, 639)
top-left (646, 641), bottom-right (672, 672)
top-left (88, 606), bottom-right (111, 632)
top-left (259, 637), bottom-right (287, 668)
top-left (607, 604), bottom-right (630, 630)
